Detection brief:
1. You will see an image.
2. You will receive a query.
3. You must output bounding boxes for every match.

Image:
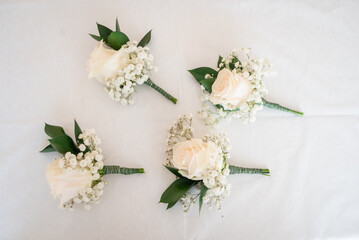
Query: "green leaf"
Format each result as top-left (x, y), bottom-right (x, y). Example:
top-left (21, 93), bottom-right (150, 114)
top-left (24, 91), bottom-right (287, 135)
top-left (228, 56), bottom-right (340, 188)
top-left (101, 165), bottom-right (145, 175)
top-left (74, 119), bottom-right (90, 154)
top-left (199, 184), bottom-right (208, 212)
top-left (107, 31), bottom-right (130, 50)
top-left (89, 34), bottom-right (103, 41)
top-left (92, 179), bottom-right (102, 188)
top-left (44, 123), bottom-right (65, 138)
top-left (167, 201), bottom-right (178, 210)
top-left (199, 78), bottom-right (215, 93)
top-left (40, 144), bottom-right (56, 153)
top-left (160, 178), bottom-right (197, 204)
top-left (49, 135), bottom-right (79, 155)
top-left (229, 165), bottom-right (270, 176)
top-left (229, 56), bottom-right (241, 70)
top-left (137, 30), bottom-right (152, 47)
top-left (217, 55), bottom-right (223, 68)
top-left (188, 67), bottom-right (218, 84)
top-left (97, 23), bottom-right (113, 41)
top-left (74, 119), bottom-right (82, 145)
top-left (115, 17), bottom-right (120, 32)
top-left (164, 165), bottom-right (183, 178)
top-left (216, 104), bottom-right (224, 110)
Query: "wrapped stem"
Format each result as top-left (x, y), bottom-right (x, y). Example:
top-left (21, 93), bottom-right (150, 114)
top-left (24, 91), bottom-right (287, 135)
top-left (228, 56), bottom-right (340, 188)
top-left (229, 165), bottom-right (270, 176)
top-left (144, 78), bottom-right (177, 104)
top-left (102, 165), bottom-right (145, 175)
top-left (262, 98), bottom-right (303, 116)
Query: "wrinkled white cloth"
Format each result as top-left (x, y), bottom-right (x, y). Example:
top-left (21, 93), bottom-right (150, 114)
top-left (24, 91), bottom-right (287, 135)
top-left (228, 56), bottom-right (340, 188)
top-left (0, 0), bottom-right (358, 239)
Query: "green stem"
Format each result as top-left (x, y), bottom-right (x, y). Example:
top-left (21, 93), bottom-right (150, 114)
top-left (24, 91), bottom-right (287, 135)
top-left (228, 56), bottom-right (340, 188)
top-left (229, 165), bottom-right (270, 176)
top-left (262, 98), bottom-right (303, 116)
top-left (144, 78), bottom-right (177, 104)
top-left (101, 165), bottom-right (145, 175)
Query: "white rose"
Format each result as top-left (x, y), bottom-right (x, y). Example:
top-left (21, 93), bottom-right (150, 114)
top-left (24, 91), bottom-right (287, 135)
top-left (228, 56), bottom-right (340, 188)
top-left (171, 139), bottom-right (221, 180)
top-left (209, 68), bottom-right (253, 109)
top-left (87, 40), bottom-right (130, 84)
top-left (46, 159), bottom-right (93, 205)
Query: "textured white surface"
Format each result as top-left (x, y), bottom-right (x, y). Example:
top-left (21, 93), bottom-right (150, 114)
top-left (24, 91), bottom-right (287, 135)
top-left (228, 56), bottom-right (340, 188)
top-left (1, 0), bottom-right (359, 239)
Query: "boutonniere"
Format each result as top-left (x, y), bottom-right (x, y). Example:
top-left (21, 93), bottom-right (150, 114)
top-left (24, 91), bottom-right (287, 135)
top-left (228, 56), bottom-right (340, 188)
top-left (189, 48), bottom-right (303, 126)
top-left (40, 120), bottom-right (144, 210)
top-left (87, 18), bottom-right (177, 105)
top-left (160, 115), bottom-right (269, 212)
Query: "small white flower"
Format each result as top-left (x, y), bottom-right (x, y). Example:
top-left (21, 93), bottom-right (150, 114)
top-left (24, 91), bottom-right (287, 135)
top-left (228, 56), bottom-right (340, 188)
top-left (92, 173), bottom-right (100, 180)
top-left (83, 196), bottom-right (90, 203)
top-left (94, 137), bottom-right (101, 145)
top-left (95, 154), bottom-right (103, 162)
top-left (85, 155), bottom-right (92, 162)
top-left (90, 167), bottom-right (99, 174)
top-left (96, 182), bottom-right (104, 189)
top-left (76, 152), bottom-right (83, 160)
top-left (243, 71), bottom-right (249, 78)
top-left (86, 188), bottom-right (93, 194)
top-left (120, 98), bottom-right (128, 105)
top-left (79, 144), bottom-right (86, 152)
top-left (69, 158), bottom-right (77, 167)
top-left (96, 161), bottom-right (104, 169)
top-left (65, 152), bottom-right (72, 160)
top-left (79, 160), bottom-right (87, 168)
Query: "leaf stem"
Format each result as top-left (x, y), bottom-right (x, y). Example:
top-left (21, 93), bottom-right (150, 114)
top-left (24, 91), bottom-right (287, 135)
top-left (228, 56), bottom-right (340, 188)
top-left (102, 165), bottom-right (145, 175)
top-left (144, 78), bottom-right (177, 104)
top-left (262, 98), bottom-right (303, 116)
top-left (229, 165), bottom-right (270, 176)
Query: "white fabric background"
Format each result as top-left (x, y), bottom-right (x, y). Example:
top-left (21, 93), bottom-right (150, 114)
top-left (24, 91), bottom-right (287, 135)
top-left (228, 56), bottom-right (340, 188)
top-left (1, 0), bottom-right (359, 239)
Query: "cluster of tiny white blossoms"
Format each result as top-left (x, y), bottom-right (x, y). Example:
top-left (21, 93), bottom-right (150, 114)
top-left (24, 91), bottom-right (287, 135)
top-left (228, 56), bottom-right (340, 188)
top-left (105, 41), bottom-right (155, 105)
top-left (201, 134), bottom-right (231, 211)
top-left (199, 47), bottom-right (275, 125)
top-left (165, 115), bottom-right (232, 212)
top-left (165, 114), bottom-right (194, 165)
top-left (57, 128), bottom-right (105, 210)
